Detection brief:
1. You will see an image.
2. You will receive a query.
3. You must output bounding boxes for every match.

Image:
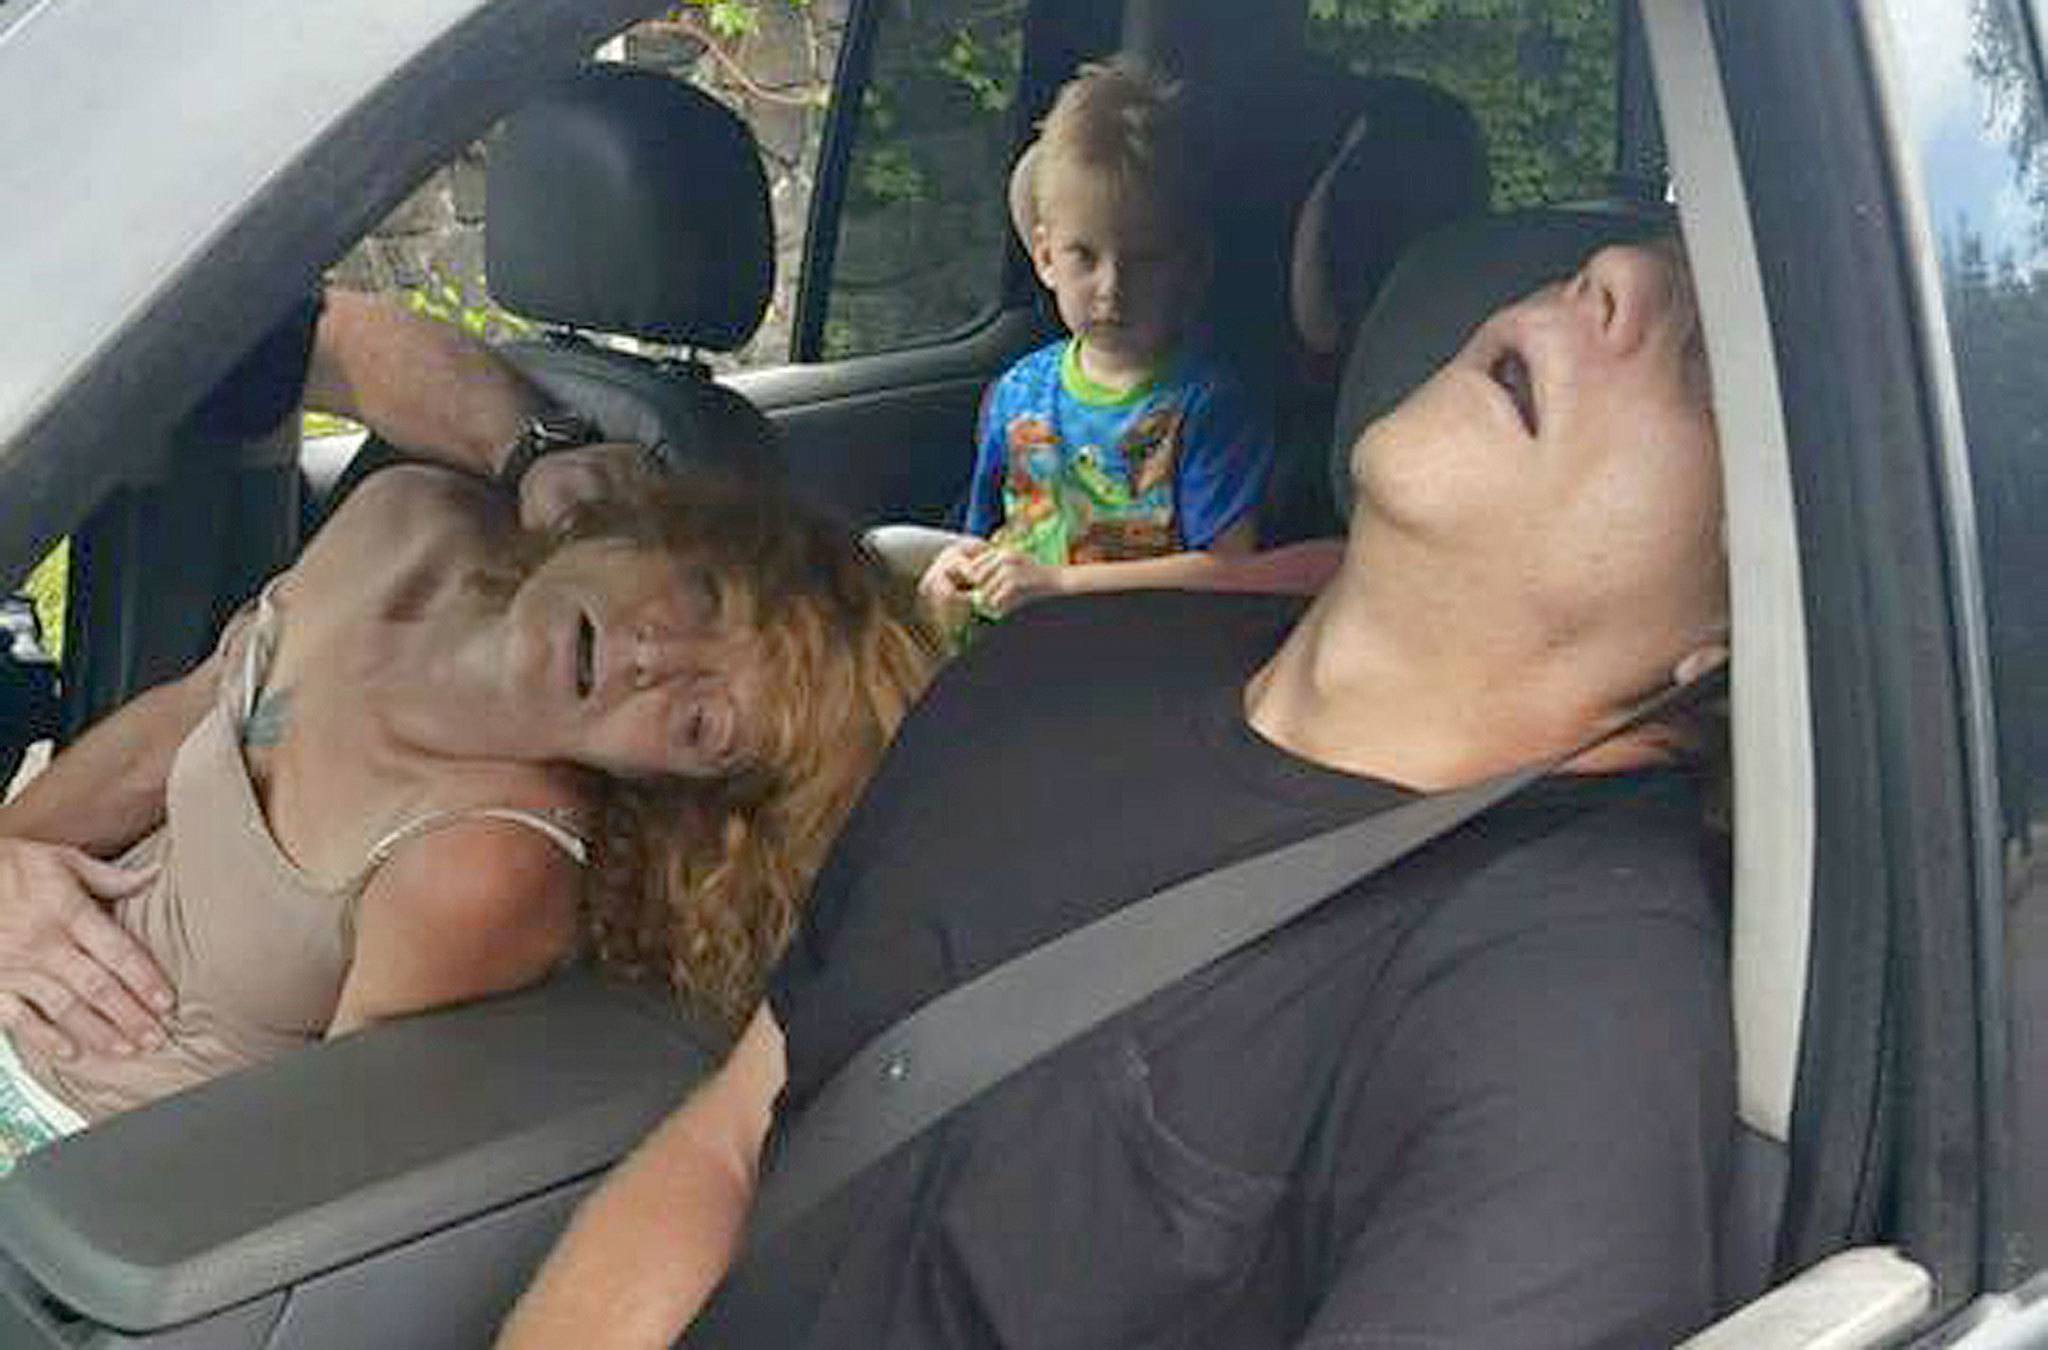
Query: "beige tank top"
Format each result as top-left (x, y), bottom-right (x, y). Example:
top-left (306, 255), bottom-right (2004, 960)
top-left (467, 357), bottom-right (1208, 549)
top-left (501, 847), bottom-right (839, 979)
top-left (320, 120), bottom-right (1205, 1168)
top-left (20, 585), bottom-right (589, 1122)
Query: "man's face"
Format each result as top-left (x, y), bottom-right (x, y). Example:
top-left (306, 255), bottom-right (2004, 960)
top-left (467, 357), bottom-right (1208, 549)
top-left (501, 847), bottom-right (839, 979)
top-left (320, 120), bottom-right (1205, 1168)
top-left (1029, 165), bottom-right (1204, 372)
top-left (1353, 243), bottom-right (1727, 657)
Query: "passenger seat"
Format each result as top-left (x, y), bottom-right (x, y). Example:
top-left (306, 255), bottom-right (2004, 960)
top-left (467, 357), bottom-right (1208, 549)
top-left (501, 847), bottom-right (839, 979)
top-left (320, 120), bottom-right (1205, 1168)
top-left (485, 61), bottom-right (784, 484)
top-left (315, 61), bottom-right (785, 517)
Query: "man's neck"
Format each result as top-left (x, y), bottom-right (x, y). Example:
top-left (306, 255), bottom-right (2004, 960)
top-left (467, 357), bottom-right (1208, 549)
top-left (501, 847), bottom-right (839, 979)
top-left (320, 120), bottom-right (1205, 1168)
top-left (1244, 534), bottom-right (1675, 790)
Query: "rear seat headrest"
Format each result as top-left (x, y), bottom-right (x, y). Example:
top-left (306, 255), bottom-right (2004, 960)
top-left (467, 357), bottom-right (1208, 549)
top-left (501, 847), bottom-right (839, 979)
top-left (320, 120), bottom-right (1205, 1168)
top-left (1329, 204), bottom-right (1675, 519)
top-left (1289, 77), bottom-right (1489, 359)
top-left (487, 63), bottom-right (773, 352)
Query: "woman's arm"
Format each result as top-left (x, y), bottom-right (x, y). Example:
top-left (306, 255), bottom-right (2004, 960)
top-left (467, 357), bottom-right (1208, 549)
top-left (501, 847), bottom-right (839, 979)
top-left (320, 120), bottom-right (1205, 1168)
top-left (498, 1006), bottom-right (785, 1349)
top-left (324, 818), bottom-right (582, 1038)
top-left (0, 637), bottom-right (233, 1059)
top-left (0, 638), bottom-right (227, 853)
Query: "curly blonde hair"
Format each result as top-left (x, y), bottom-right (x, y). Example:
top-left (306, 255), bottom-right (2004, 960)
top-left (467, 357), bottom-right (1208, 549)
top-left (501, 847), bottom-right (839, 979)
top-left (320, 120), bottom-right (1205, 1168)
top-left (533, 470), bottom-right (939, 1033)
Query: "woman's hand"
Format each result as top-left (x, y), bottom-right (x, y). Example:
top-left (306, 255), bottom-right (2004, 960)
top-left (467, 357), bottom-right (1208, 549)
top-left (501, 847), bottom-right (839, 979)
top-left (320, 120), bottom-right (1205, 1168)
top-left (517, 443), bottom-right (663, 532)
top-left (0, 839), bottom-right (168, 1061)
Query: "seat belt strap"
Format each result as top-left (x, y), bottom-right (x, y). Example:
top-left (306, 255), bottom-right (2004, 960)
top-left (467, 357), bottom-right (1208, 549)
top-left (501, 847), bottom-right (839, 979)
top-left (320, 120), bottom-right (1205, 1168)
top-left (748, 665), bottom-right (1726, 1244)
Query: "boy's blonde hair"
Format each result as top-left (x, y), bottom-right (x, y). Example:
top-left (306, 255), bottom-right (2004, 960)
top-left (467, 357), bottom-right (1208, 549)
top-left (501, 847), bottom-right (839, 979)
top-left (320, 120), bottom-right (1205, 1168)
top-left (1031, 56), bottom-right (1202, 227)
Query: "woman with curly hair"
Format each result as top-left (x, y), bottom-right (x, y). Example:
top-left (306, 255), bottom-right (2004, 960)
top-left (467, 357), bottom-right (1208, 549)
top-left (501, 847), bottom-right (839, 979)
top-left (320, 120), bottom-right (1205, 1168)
top-left (0, 452), bottom-right (935, 1162)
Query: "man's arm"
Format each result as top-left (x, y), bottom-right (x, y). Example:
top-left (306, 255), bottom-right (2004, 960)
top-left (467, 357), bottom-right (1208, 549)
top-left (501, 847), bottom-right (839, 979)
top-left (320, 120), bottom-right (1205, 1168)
top-left (306, 292), bottom-right (664, 529)
top-left (497, 1005), bottom-right (786, 1349)
top-left (303, 289), bottom-right (547, 480)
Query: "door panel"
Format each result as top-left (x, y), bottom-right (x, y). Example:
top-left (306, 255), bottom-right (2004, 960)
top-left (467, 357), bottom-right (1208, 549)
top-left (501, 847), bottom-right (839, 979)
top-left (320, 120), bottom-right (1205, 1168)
top-left (734, 309), bottom-right (1044, 527)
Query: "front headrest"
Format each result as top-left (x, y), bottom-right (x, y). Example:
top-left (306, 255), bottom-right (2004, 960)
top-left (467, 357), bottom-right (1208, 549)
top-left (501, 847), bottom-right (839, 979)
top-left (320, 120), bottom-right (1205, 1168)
top-left (487, 64), bottom-right (773, 351)
top-left (1289, 77), bottom-right (1489, 358)
top-left (1329, 204), bottom-right (1673, 518)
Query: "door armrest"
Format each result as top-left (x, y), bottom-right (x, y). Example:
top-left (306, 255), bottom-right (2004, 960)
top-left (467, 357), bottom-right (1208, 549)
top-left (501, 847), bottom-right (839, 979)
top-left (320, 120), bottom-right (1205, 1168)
top-left (0, 967), bottom-right (716, 1332)
top-left (1681, 1247), bottom-right (1933, 1348)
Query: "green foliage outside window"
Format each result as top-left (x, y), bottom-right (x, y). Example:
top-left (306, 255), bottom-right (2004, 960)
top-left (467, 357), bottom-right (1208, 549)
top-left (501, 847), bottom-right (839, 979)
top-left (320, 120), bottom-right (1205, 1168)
top-left (1308, 0), bottom-right (1621, 208)
top-left (825, 0), bottom-right (1026, 358)
top-left (22, 543), bottom-right (66, 661)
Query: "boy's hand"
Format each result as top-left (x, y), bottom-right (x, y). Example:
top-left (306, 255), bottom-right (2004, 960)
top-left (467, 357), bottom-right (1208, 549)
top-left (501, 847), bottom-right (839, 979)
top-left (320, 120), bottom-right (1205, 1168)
top-left (959, 547), bottom-right (1064, 618)
top-left (918, 538), bottom-right (988, 630)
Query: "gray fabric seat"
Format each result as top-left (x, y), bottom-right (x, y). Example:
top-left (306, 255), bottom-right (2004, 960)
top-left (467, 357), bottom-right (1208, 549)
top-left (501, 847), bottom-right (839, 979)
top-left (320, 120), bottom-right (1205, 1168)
top-left (1266, 77), bottom-right (1489, 543)
top-left (314, 61), bottom-right (785, 518)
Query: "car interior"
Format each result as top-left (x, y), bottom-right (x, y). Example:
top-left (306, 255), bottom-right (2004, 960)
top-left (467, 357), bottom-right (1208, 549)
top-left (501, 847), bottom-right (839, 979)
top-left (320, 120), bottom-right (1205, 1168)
top-left (0, 0), bottom-right (2013, 1345)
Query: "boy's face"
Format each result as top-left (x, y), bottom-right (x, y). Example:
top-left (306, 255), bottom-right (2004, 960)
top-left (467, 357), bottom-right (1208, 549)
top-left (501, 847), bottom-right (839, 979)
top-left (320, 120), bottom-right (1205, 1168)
top-left (1030, 164), bottom-right (1207, 373)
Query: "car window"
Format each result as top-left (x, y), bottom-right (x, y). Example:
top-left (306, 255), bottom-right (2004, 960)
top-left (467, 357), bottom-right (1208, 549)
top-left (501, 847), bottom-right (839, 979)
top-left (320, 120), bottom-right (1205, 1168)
top-left (1305, 0), bottom-right (1622, 208)
top-left (817, 0), bottom-right (1028, 359)
top-left (1880, 0), bottom-right (2048, 1270)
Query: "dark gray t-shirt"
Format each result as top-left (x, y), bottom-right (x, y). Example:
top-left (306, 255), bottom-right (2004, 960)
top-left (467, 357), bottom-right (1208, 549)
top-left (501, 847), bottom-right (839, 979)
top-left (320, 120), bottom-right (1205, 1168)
top-left (694, 591), bottom-right (1733, 1349)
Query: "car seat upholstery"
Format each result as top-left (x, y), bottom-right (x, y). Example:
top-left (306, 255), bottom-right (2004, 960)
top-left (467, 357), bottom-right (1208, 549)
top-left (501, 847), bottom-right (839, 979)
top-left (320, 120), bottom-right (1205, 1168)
top-left (1287, 78), bottom-right (1489, 363)
top-left (1329, 205), bottom-right (1785, 1313)
top-left (1265, 77), bottom-right (1489, 543)
top-left (484, 61), bottom-right (783, 482)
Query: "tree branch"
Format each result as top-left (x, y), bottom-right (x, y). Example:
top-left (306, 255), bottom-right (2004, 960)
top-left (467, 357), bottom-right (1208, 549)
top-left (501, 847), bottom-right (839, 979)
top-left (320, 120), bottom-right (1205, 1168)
top-left (645, 14), bottom-right (828, 109)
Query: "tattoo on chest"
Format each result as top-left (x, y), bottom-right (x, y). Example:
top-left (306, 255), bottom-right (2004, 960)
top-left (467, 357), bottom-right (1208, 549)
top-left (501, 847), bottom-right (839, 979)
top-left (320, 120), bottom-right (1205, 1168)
top-left (241, 688), bottom-right (293, 747)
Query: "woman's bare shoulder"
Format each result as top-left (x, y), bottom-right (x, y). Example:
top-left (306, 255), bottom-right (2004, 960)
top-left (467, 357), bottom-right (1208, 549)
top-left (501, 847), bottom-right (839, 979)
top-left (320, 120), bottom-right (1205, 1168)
top-left (329, 783), bottom-right (589, 1034)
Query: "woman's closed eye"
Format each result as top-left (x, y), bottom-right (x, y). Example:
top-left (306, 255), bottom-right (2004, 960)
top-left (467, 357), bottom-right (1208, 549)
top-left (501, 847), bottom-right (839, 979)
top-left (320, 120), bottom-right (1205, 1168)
top-left (673, 692), bottom-right (741, 769)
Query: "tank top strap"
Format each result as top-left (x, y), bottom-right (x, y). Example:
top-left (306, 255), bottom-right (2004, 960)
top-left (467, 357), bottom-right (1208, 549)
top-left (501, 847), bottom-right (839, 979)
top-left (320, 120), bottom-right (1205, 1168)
top-left (362, 805), bottom-right (593, 872)
top-left (235, 576), bottom-right (288, 725)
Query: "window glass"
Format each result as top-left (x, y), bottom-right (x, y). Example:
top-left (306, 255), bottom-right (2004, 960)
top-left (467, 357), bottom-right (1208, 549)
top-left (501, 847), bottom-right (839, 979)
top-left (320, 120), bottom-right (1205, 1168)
top-left (820, 0), bottom-right (1027, 359)
top-left (1305, 0), bottom-right (1620, 208)
top-left (1881, 0), bottom-right (2048, 1268)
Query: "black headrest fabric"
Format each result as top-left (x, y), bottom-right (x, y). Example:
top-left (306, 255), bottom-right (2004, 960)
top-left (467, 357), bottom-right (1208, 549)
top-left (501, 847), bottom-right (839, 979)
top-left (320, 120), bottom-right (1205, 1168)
top-left (1300, 77), bottom-right (1489, 353)
top-left (487, 64), bottom-right (773, 351)
top-left (1329, 204), bottom-right (1674, 518)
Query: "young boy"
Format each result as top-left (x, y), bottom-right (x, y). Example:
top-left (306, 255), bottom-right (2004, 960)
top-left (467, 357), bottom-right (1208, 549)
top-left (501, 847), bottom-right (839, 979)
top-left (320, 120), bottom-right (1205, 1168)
top-left (903, 58), bottom-right (1281, 632)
